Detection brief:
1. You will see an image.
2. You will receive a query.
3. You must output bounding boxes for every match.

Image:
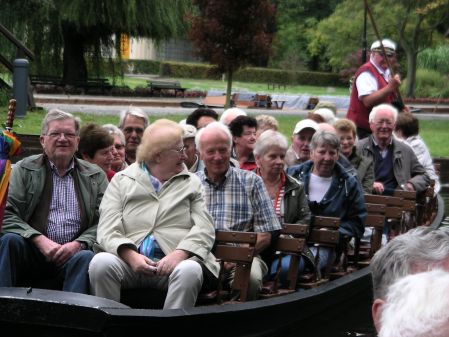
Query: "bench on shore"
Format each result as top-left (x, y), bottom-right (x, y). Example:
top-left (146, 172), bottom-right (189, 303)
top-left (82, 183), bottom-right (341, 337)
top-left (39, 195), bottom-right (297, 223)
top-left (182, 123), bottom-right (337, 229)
top-left (30, 75), bottom-right (112, 94)
top-left (66, 78), bottom-right (113, 94)
top-left (147, 80), bottom-right (187, 97)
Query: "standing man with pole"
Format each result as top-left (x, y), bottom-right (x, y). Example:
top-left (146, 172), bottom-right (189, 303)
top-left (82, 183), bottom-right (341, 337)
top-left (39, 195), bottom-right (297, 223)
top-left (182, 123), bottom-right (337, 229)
top-left (347, 38), bottom-right (401, 140)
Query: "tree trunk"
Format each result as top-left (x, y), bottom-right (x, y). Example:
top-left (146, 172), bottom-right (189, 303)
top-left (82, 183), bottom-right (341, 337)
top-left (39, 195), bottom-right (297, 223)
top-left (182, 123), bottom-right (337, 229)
top-left (62, 24), bottom-right (87, 84)
top-left (404, 50), bottom-right (417, 98)
top-left (225, 70), bottom-right (233, 109)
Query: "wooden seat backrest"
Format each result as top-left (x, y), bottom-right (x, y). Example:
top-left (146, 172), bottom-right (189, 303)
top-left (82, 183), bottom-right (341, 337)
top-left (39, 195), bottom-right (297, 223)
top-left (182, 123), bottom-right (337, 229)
top-left (308, 216), bottom-right (340, 247)
top-left (213, 231), bottom-right (257, 302)
top-left (266, 223), bottom-right (308, 294)
top-left (392, 190), bottom-right (417, 212)
top-left (353, 203), bottom-right (387, 262)
top-left (364, 194), bottom-right (405, 219)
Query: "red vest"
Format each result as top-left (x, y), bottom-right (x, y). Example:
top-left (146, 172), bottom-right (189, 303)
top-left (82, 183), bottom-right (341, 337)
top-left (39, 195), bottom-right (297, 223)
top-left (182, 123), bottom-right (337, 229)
top-left (346, 62), bottom-right (396, 131)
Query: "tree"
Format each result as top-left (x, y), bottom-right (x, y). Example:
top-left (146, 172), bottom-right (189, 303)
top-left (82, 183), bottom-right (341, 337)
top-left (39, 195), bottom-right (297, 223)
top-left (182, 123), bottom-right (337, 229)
top-left (270, 0), bottom-right (342, 71)
top-left (308, 0), bottom-right (449, 97)
top-left (188, 0), bottom-right (275, 107)
top-left (0, 0), bottom-right (192, 83)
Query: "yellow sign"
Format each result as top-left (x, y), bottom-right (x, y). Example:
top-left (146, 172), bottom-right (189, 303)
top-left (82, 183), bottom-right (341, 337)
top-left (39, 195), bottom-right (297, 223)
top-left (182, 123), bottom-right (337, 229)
top-left (120, 34), bottom-right (130, 60)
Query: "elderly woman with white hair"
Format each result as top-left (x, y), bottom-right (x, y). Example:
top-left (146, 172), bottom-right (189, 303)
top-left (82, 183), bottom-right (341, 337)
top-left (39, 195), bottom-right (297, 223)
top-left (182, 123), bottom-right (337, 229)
top-left (89, 119), bottom-right (219, 309)
top-left (103, 124), bottom-right (127, 172)
top-left (253, 130), bottom-right (312, 279)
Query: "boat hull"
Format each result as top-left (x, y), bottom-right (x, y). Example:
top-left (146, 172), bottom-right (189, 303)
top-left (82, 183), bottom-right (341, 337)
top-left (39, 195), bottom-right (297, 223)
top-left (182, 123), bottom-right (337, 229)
top-left (0, 267), bottom-right (372, 337)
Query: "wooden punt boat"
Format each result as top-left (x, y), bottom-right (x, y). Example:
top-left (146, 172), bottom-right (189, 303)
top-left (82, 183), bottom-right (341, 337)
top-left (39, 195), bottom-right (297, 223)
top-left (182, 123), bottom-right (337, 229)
top-left (1, 134), bottom-right (445, 337)
top-left (0, 195), bottom-right (444, 337)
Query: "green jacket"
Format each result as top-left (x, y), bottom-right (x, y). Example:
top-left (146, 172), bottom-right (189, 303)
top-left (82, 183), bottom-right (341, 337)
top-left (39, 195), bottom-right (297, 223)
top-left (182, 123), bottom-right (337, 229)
top-left (3, 154), bottom-right (108, 249)
top-left (348, 148), bottom-right (374, 194)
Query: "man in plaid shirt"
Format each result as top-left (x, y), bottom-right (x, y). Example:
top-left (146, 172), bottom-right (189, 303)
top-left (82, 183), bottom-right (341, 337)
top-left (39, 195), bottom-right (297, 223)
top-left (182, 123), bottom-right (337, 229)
top-left (196, 122), bottom-right (281, 300)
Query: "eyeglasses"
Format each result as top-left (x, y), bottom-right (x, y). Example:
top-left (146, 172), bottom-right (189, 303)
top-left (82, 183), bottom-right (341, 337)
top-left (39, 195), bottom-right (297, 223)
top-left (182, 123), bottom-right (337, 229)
top-left (123, 127), bottom-right (144, 134)
top-left (114, 144), bottom-right (125, 150)
top-left (375, 119), bottom-right (394, 127)
top-left (168, 146), bottom-right (186, 155)
top-left (46, 132), bottom-right (77, 139)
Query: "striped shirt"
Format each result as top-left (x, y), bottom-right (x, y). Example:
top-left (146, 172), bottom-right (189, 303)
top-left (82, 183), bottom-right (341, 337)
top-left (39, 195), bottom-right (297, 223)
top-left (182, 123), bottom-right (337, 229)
top-left (46, 161), bottom-right (81, 244)
top-left (196, 166), bottom-right (281, 233)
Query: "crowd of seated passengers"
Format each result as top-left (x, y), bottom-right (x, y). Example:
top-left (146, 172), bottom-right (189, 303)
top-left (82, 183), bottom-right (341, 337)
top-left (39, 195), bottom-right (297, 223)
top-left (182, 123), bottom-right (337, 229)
top-left (0, 103), bottom-right (434, 308)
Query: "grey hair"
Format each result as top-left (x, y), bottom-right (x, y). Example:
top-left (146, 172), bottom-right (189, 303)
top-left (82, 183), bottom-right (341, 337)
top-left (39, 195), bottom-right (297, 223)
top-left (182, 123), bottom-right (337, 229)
top-left (309, 130), bottom-right (340, 151)
top-left (103, 124), bottom-right (125, 145)
top-left (41, 109), bottom-right (81, 135)
top-left (371, 226), bottom-right (449, 300)
top-left (118, 106), bottom-right (149, 129)
top-left (195, 121), bottom-right (232, 153)
top-left (379, 269), bottom-right (449, 337)
top-left (369, 104), bottom-right (398, 123)
top-left (253, 130), bottom-right (288, 156)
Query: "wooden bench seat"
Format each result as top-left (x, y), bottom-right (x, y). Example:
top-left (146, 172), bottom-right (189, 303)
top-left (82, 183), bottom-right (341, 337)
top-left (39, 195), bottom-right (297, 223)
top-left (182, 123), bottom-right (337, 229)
top-left (67, 78), bottom-right (112, 95)
top-left (260, 223), bottom-right (308, 298)
top-left (147, 80), bottom-right (187, 97)
top-left (198, 231), bottom-right (257, 304)
top-left (297, 216), bottom-right (340, 288)
top-left (30, 74), bottom-right (64, 86)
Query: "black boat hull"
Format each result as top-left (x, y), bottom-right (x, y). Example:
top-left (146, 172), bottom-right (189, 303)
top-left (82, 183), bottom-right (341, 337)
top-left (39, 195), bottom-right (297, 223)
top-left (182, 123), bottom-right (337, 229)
top-left (0, 267), bottom-right (372, 337)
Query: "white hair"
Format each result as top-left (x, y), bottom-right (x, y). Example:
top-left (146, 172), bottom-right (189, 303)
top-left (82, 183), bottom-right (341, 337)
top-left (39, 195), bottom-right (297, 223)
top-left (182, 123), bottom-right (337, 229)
top-left (379, 269), bottom-right (449, 337)
top-left (219, 107), bottom-right (247, 125)
top-left (118, 106), bottom-right (149, 129)
top-left (369, 104), bottom-right (398, 123)
top-left (371, 226), bottom-right (449, 299)
top-left (195, 121), bottom-right (232, 153)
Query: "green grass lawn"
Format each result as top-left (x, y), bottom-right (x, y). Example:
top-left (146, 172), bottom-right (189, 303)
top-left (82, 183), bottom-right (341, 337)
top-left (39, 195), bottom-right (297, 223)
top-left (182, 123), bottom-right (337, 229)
top-left (3, 110), bottom-right (448, 158)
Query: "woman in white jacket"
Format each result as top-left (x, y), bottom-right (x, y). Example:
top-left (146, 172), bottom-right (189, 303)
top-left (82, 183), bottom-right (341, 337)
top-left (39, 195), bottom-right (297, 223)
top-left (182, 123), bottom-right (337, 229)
top-left (89, 119), bottom-right (219, 309)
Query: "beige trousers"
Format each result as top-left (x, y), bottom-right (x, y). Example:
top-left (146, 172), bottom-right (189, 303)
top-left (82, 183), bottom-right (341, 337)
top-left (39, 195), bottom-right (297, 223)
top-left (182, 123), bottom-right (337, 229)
top-left (89, 252), bottom-right (203, 309)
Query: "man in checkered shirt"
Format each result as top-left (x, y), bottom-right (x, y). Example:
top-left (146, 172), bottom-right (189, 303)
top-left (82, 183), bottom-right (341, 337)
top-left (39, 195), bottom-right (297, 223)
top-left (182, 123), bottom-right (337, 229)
top-left (196, 122), bottom-right (281, 300)
top-left (0, 109), bottom-right (108, 293)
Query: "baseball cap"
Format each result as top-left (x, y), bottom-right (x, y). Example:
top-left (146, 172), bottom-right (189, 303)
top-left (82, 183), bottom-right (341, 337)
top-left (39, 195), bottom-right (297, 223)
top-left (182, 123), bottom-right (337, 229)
top-left (293, 119), bottom-right (319, 135)
top-left (181, 124), bottom-right (197, 139)
top-left (371, 39), bottom-right (396, 55)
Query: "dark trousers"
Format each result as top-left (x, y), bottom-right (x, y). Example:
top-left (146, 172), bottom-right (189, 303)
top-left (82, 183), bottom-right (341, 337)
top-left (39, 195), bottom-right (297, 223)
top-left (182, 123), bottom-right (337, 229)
top-left (0, 233), bottom-right (93, 294)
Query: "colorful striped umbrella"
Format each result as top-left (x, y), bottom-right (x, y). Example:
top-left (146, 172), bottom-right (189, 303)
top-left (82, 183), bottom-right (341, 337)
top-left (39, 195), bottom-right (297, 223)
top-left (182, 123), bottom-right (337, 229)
top-left (0, 100), bottom-right (22, 229)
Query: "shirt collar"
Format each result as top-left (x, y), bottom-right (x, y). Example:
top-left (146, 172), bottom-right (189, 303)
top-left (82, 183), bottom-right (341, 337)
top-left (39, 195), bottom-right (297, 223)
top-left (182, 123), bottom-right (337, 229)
top-left (49, 158), bottom-right (75, 176)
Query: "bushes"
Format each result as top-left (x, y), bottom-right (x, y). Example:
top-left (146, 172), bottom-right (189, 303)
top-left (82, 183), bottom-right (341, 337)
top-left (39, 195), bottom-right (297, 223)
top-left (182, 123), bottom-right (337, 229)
top-left (403, 69), bottom-right (449, 99)
top-left (417, 46), bottom-right (449, 75)
top-left (153, 60), bottom-right (344, 87)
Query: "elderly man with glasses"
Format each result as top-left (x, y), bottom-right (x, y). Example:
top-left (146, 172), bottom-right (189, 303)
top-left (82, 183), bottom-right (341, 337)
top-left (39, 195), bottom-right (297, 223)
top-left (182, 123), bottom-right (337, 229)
top-left (357, 104), bottom-right (429, 196)
top-left (0, 109), bottom-right (108, 294)
top-left (118, 107), bottom-right (149, 165)
top-left (347, 38), bottom-right (403, 139)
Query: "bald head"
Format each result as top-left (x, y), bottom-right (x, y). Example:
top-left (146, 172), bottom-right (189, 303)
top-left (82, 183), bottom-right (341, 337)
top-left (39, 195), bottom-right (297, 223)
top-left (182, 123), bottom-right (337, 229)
top-left (318, 123), bottom-right (337, 133)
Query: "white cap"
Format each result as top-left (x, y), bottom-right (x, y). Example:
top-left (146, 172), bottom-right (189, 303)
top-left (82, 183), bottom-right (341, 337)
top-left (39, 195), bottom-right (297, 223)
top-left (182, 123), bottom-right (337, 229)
top-left (293, 119), bottom-right (319, 135)
top-left (371, 39), bottom-right (396, 52)
top-left (181, 124), bottom-right (197, 139)
top-left (313, 108), bottom-right (338, 125)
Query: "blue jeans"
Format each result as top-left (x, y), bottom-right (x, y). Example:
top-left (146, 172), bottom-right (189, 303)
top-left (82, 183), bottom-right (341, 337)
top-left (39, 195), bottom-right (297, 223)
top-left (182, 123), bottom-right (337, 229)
top-left (0, 233), bottom-right (93, 294)
top-left (269, 246), bottom-right (334, 287)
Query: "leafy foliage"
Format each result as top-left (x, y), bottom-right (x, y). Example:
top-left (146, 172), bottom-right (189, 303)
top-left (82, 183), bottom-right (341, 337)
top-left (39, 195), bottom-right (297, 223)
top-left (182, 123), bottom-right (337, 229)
top-left (188, 0), bottom-right (275, 106)
top-left (0, 0), bottom-right (192, 81)
top-left (270, 0), bottom-right (341, 71)
top-left (417, 45), bottom-right (449, 74)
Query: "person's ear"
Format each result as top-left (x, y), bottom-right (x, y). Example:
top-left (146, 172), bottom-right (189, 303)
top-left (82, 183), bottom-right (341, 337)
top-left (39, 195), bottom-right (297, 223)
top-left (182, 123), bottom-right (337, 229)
top-left (372, 298), bottom-right (385, 333)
